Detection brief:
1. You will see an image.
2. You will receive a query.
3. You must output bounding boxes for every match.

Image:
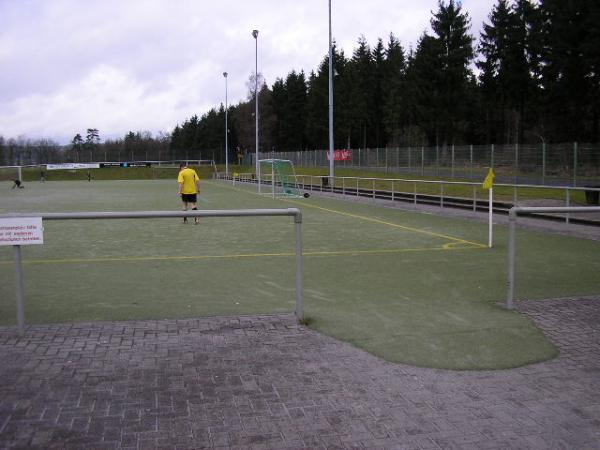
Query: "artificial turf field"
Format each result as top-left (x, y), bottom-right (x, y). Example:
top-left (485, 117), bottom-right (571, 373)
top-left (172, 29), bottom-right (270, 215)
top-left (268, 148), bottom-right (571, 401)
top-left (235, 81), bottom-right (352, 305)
top-left (1, 179), bottom-right (599, 370)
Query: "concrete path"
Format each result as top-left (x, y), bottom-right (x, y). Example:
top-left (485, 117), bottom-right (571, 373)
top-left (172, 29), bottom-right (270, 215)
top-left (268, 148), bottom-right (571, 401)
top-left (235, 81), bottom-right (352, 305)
top-left (1, 297), bottom-right (599, 450)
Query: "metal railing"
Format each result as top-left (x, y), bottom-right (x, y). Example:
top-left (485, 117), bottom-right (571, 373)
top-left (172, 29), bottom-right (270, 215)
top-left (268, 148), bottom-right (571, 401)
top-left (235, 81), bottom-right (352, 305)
top-left (506, 206), bottom-right (600, 309)
top-left (220, 173), bottom-right (600, 224)
top-left (2, 208), bottom-right (304, 336)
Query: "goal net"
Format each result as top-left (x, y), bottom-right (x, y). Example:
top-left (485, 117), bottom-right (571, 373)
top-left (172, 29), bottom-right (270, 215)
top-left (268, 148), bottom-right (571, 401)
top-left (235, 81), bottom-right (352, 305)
top-left (259, 159), bottom-right (304, 198)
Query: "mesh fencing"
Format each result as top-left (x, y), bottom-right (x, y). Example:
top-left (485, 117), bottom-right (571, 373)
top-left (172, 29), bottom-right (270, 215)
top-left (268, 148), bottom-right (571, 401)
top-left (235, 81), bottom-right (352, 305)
top-left (3, 143), bottom-right (599, 187)
top-left (263, 143), bottom-right (600, 187)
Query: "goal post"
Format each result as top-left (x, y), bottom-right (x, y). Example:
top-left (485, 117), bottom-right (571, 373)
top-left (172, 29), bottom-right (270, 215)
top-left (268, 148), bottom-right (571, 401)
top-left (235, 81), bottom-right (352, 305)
top-left (0, 166), bottom-right (22, 182)
top-left (259, 159), bottom-right (307, 199)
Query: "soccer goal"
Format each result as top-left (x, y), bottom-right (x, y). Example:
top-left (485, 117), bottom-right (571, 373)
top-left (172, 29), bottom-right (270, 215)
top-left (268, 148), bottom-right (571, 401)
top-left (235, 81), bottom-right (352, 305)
top-left (259, 159), bottom-right (308, 198)
top-left (0, 165), bottom-right (22, 182)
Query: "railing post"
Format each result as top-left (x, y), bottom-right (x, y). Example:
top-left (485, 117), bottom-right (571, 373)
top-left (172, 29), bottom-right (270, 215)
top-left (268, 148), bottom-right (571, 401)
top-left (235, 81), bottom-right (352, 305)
top-left (372, 179), bottom-right (375, 201)
top-left (13, 245), bottom-right (25, 337)
top-left (294, 212), bottom-right (304, 321)
top-left (506, 208), bottom-right (517, 309)
top-left (414, 181), bottom-right (417, 205)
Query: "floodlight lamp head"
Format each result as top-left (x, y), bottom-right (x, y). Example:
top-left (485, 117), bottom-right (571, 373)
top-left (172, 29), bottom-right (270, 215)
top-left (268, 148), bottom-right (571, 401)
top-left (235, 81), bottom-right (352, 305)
top-left (223, 72), bottom-right (228, 78)
top-left (252, 29), bottom-right (259, 39)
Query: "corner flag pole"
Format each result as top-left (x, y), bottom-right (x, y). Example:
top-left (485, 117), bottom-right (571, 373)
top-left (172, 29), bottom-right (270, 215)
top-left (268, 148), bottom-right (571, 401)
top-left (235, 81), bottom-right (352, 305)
top-left (488, 188), bottom-right (493, 247)
top-left (482, 168), bottom-right (495, 248)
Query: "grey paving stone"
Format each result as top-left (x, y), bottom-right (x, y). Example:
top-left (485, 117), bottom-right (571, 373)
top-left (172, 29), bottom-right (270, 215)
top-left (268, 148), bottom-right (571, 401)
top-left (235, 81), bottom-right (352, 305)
top-left (0, 297), bottom-right (599, 449)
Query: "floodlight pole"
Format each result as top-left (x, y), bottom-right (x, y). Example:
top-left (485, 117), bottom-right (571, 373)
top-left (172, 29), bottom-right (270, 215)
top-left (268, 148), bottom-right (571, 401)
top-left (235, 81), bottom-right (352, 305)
top-left (252, 29), bottom-right (260, 191)
top-left (328, 0), bottom-right (335, 181)
top-left (223, 71), bottom-right (229, 177)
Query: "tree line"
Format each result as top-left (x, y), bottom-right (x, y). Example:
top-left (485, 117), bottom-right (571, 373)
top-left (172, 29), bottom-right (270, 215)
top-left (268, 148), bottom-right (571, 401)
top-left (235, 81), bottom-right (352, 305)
top-left (172, 0), bottom-right (599, 161)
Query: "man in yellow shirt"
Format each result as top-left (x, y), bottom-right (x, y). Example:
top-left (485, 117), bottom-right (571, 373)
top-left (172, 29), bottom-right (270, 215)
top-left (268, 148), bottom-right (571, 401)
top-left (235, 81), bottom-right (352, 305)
top-left (177, 163), bottom-right (201, 224)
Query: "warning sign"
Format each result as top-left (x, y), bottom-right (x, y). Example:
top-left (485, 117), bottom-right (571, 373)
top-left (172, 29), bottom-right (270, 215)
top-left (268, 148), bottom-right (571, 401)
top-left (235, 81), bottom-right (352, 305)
top-left (0, 217), bottom-right (43, 246)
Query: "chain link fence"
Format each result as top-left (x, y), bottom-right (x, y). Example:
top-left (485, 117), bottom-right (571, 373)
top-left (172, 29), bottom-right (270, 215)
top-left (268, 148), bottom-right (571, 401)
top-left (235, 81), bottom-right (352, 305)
top-left (263, 143), bottom-right (600, 187)
top-left (3, 142), bottom-right (599, 187)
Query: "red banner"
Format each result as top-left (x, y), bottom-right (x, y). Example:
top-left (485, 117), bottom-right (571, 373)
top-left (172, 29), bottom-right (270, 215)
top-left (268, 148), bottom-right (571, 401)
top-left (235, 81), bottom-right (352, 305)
top-left (326, 150), bottom-right (352, 161)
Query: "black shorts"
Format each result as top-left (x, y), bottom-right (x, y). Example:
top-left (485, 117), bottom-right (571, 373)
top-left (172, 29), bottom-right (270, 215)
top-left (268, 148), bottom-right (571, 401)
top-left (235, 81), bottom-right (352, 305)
top-left (181, 193), bottom-right (197, 203)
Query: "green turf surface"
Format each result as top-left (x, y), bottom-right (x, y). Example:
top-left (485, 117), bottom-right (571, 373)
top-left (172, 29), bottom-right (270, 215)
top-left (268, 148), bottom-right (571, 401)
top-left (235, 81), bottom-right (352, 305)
top-left (1, 179), bottom-right (599, 369)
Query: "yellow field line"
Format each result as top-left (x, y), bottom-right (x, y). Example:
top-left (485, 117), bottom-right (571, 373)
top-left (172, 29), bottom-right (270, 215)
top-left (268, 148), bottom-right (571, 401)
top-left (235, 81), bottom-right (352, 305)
top-left (211, 180), bottom-right (487, 249)
top-left (283, 198), bottom-right (487, 248)
top-left (0, 244), bottom-right (484, 265)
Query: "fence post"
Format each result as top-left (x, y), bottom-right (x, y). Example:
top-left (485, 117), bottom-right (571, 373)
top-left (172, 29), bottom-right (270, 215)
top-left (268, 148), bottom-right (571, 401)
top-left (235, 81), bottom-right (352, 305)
top-left (385, 147), bottom-right (388, 173)
top-left (470, 145), bottom-right (473, 180)
top-left (573, 142), bottom-right (578, 187)
top-left (514, 143), bottom-right (519, 184)
top-left (542, 142), bottom-right (546, 185)
top-left (514, 143), bottom-right (519, 204)
top-left (451, 144), bottom-right (455, 179)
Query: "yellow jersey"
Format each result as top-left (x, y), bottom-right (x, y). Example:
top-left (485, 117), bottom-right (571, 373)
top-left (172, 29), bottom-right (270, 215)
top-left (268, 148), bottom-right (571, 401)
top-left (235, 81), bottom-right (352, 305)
top-left (177, 168), bottom-right (200, 194)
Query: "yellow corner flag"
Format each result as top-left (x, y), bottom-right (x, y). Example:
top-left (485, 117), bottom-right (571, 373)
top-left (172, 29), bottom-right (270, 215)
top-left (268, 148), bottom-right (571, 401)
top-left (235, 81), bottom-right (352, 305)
top-left (482, 168), bottom-right (495, 190)
top-left (233, 172), bottom-right (239, 177)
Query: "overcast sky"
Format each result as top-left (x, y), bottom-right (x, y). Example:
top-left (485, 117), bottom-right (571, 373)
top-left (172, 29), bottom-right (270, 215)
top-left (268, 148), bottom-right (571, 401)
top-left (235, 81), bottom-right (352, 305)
top-left (0, 0), bottom-right (495, 144)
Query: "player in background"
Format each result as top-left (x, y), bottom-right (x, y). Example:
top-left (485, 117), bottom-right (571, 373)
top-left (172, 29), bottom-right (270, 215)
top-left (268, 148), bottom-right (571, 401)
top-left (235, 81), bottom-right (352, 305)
top-left (177, 163), bottom-right (201, 224)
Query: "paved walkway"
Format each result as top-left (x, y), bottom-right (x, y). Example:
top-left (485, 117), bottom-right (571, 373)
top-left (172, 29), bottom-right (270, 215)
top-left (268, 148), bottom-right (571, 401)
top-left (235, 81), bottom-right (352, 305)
top-left (0, 297), bottom-right (599, 449)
